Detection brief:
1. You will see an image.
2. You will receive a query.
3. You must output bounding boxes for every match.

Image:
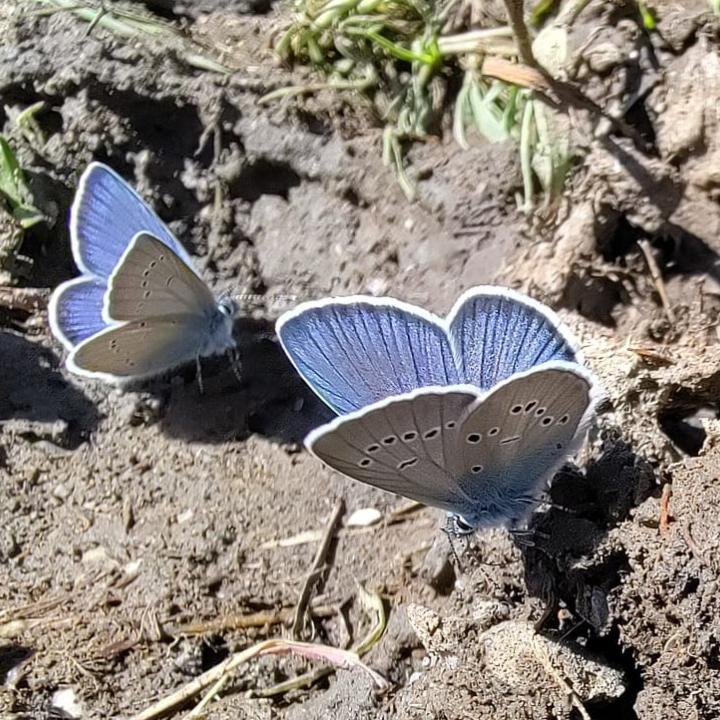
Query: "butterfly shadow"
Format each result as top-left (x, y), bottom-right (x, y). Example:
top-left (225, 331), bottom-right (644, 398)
top-left (155, 317), bottom-right (334, 444)
top-left (517, 427), bottom-right (656, 632)
top-left (0, 331), bottom-right (100, 449)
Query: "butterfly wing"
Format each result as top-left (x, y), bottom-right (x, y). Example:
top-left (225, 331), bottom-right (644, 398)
top-left (67, 314), bottom-right (211, 381)
top-left (105, 232), bottom-right (218, 322)
top-left (307, 385), bottom-right (481, 511)
top-left (450, 362), bottom-right (595, 528)
top-left (48, 277), bottom-right (108, 349)
top-left (277, 298), bottom-right (459, 415)
top-left (447, 286), bottom-right (579, 390)
top-left (70, 162), bottom-right (196, 278)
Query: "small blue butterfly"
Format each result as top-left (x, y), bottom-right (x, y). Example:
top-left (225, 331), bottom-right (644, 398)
top-left (276, 287), bottom-right (598, 533)
top-left (48, 163), bottom-right (235, 382)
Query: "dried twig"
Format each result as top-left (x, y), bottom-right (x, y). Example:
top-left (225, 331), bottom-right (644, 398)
top-left (131, 637), bottom-right (387, 720)
top-left (0, 286), bottom-right (48, 313)
top-left (502, 0), bottom-right (537, 68)
top-left (167, 605), bottom-right (336, 636)
top-left (659, 484), bottom-right (673, 536)
top-left (532, 635), bottom-right (592, 720)
top-left (638, 239), bottom-right (676, 324)
top-left (291, 499), bottom-right (345, 639)
top-left (249, 584), bottom-right (387, 699)
top-left (680, 523), bottom-right (705, 563)
top-left (481, 56), bottom-right (650, 151)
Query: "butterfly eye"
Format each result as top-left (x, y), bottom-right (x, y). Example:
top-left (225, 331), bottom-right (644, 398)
top-left (218, 298), bottom-right (235, 317)
top-left (423, 428), bottom-right (440, 439)
top-left (466, 433), bottom-right (481, 444)
top-left (382, 436), bottom-right (397, 445)
top-left (510, 405), bottom-right (523, 414)
top-left (541, 416), bottom-right (554, 426)
top-left (403, 431), bottom-right (417, 441)
top-left (454, 517), bottom-right (475, 534)
top-left (471, 464), bottom-right (483, 474)
top-left (559, 414), bottom-right (569, 425)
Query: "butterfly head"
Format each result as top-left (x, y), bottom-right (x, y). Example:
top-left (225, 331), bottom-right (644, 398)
top-left (199, 296), bottom-right (236, 356)
top-left (217, 294), bottom-right (236, 320)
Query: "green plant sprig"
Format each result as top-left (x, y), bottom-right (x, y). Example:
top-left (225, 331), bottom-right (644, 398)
top-left (269, 0), bottom-right (570, 203)
top-left (30, 0), bottom-right (231, 74)
top-left (0, 136), bottom-right (43, 230)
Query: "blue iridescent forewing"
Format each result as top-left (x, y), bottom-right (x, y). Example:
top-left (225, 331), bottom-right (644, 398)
top-left (70, 162), bottom-right (195, 278)
top-left (277, 298), bottom-right (460, 415)
top-left (447, 287), bottom-right (579, 390)
top-left (48, 277), bottom-right (108, 349)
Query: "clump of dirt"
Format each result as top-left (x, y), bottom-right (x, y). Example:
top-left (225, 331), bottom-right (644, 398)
top-left (610, 445), bottom-right (720, 719)
top-left (2, 0), bottom-right (720, 719)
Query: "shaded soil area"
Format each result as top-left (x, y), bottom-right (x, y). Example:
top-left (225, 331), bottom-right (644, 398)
top-left (1, 1), bottom-right (720, 718)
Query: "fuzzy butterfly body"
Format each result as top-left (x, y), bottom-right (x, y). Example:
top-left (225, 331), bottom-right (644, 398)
top-left (278, 288), bottom-right (598, 532)
top-left (48, 163), bottom-right (235, 382)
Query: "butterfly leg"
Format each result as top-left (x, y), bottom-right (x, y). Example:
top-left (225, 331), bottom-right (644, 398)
top-left (441, 518), bottom-right (465, 574)
top-left (533, 596), bottom-right (560, 632)
top-left (508, 527), bottom-right (551, 548)
top-left (195, 355), bottom-right (205, 395)
top-left (227, 347), bottom-right (242, 383)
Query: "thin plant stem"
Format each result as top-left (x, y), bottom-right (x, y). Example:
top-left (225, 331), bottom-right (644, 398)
top-left (519, 94), bottom-right (535, 210)
top-left (502, 0), bottom-right (538, 68)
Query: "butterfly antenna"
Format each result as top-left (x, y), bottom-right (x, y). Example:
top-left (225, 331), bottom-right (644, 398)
top-left (195, 356), bottom-right (205, 395)
top-left (442, 519), bottom-right (464, 574)
top-left (558, 617), bottom-right (587, 643)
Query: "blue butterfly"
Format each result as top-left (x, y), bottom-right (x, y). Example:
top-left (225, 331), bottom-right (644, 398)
top-left (276, 287), bottom-right (598, 533)
top-left (48, 163), bottom-right (235, 382)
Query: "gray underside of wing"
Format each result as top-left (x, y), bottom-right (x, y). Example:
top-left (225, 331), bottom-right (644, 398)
top-left (309, 387), bottom-right (481, 512)
top-left (452, 366), bottom-right (592, 516)
top-left (70, 314), bottom-right (210, 378)
top-left (107, 232), bottom-right (217, 321)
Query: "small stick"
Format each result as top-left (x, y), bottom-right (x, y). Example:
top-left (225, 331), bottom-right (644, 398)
top-left (532, 635), bottom-right (592, 720)
top-left (659, 484), bottom-right (672, 536)
top-left (0, 286), bottom-right (48, 313)
top-left (168, 605), bottom-right (336, 636)
top-left (130, 638), bottom-right (386, 720)
top-left (291, 499), bottom-right (345, 639)
top-left (680, 523), bottom-right (705, 563)
top-left (481, 56), bottom-right (650, 151)
top-left (182, 673), bottom-right (230, 719)
top-left (638, 239), bottom-right (676, 324)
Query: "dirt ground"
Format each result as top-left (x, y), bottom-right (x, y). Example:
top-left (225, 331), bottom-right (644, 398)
top-left (1, 0), bottom-right (720, 718)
